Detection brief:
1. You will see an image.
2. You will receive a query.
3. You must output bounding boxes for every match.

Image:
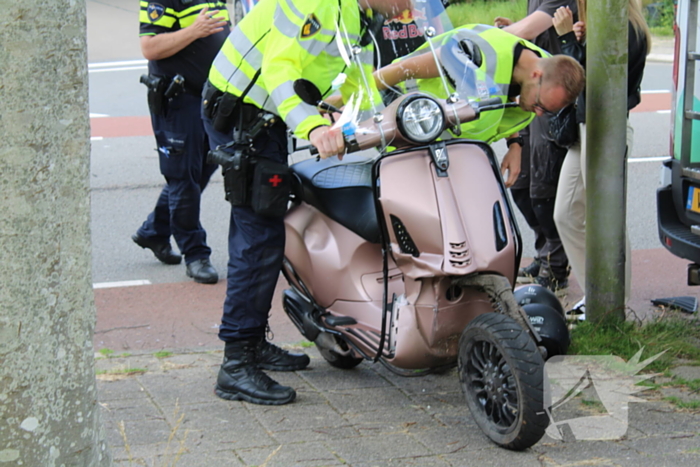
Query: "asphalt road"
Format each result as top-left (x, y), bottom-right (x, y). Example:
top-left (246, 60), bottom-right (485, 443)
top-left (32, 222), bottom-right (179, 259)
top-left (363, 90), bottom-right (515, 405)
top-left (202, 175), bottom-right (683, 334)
top-left (87, 0), bottom-right (675, 288)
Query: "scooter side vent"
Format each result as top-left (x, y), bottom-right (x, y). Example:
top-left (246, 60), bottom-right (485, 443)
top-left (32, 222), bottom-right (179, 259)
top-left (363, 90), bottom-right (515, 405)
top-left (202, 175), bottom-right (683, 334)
top-left (390, 215), bottom-right (419, 257)
top-left (492, 201), bottom-right (508, 251)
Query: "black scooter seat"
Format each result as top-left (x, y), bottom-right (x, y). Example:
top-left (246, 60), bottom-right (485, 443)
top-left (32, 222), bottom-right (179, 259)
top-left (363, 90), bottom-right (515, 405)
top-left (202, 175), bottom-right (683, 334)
top-left (290, 154), bottom-right (381, 243)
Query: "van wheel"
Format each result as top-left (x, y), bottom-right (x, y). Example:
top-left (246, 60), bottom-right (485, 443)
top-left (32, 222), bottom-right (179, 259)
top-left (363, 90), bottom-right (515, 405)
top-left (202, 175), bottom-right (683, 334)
top-left (317, 335), bottom-right (363, 369)
top-left (458, 312), bottom-right (548, 450)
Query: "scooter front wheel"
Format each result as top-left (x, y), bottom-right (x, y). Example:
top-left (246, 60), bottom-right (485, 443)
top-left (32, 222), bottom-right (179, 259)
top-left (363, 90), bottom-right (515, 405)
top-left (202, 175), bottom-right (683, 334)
top-left (458, 312), bottom-right (548, 450)
top-left (317, 334), bottom-right (363, 370)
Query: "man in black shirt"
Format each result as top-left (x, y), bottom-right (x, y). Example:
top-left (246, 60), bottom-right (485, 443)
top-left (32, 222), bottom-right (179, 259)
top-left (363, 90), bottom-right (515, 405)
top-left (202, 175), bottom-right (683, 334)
top-left (495, 0), bottom-right (578, 292)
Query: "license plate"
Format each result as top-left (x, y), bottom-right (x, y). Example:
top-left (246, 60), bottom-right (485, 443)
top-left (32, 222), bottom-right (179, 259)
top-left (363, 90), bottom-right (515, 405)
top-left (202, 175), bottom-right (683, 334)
top-left (687, 186), bottom-right (700, 213)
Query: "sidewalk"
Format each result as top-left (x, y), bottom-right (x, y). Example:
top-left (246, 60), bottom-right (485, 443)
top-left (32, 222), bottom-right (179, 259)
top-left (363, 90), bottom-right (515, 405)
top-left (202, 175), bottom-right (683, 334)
top-left (97, 345), bottom-right (700, 466)
top-left (95, 248), bottom-right (700, 466)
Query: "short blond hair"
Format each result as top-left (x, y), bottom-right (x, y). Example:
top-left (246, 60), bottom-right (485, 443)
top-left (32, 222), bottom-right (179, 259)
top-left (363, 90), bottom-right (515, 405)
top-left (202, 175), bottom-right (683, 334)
top-left (540, 55), bottom-right (586, 104)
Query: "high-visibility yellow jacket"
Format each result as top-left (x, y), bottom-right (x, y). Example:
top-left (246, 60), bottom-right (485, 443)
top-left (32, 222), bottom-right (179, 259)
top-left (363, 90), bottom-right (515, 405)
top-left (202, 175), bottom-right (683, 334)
top-left (403, 24), bottom-right (548, 143)
top-left (208, 0), bottom-right (379, 140)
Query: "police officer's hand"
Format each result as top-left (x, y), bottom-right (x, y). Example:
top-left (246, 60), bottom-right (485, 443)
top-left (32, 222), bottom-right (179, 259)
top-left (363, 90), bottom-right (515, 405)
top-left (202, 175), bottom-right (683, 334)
top-left (500, 144), bottom-right (522, 188)
top-left (494, 17), bottom-right (513, 28)
top-left (191, 7), bottom-right (227, 38)
top-left (309, 125), bottom-right (345, 160)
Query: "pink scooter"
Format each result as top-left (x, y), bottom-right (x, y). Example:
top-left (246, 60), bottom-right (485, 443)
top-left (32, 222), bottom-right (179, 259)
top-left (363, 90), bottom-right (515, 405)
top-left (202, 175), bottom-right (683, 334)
top-left (281, 40), bottom-right (548, 450)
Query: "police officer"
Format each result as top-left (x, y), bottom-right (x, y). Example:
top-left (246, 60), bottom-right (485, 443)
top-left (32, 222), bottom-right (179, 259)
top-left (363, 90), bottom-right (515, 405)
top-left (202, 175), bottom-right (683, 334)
top-left (132, 1), bottom-right (230, 284)
top-left (374, 24), bottom-right (585, 185)
top-left (202, 0), bottom-right (413, 405)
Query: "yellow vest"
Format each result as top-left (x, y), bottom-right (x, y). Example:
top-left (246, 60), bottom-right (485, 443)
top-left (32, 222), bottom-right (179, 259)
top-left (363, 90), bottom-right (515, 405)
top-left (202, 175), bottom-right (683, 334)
top-left (208, 0), bottom-right (379, 139)
top-left (405, 24), bottom-right (548, 143)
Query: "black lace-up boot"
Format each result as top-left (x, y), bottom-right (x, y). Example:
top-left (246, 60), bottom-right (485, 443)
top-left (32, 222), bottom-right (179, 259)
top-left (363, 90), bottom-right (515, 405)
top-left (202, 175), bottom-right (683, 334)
top-left (215, 339), bottom-right (296, 405)
top-left (256, 339), bottom-right (310, 371)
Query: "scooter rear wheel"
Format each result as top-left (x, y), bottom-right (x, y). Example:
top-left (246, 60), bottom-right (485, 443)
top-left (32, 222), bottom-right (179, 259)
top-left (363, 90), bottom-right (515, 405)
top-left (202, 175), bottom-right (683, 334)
top-left (458, 312), bottom-right (548, 450)
top-left (317, 334), bottom-right (363, 369)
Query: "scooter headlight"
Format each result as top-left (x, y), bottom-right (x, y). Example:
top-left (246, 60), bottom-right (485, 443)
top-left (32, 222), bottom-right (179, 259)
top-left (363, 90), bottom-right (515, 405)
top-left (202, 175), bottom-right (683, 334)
top-left (397, 96), bottom-right (445, 143)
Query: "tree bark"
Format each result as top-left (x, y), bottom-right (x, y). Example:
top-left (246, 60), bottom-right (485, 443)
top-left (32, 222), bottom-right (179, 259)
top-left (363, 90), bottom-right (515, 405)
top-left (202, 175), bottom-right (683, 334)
top-left (0, 0), bottom-right (111, 465)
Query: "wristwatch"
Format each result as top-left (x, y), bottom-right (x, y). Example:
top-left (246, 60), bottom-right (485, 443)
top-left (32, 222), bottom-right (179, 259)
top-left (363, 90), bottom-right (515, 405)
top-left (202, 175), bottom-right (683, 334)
top-left (506, 136), bottom-right (524, 148)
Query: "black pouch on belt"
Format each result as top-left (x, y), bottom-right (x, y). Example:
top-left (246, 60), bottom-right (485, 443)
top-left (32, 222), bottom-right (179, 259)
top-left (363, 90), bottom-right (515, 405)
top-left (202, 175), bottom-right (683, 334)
top-left (213, 92), bottom-right (239, 134)
top-left (221, 148), bottom-right (251, 206)
top-left (202, 82), bottom-right (223, 120)
top-left (250, 158), bottom-right (291, 217)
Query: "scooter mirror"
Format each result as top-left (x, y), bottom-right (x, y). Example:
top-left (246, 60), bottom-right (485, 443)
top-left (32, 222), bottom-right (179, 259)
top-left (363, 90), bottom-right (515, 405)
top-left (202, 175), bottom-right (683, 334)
top-left (294, 78), bottom-right (341, 115)
top-left (294, 79), bottom-right (323, 106)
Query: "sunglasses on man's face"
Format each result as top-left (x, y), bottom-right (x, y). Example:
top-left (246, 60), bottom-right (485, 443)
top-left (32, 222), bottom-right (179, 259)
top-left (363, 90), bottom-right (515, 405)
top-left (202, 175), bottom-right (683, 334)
top-left (534, 77), bottom-right (558, 117)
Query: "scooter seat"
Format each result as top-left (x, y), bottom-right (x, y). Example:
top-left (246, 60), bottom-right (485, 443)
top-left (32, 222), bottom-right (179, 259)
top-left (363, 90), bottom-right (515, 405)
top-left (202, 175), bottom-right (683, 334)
top-left (290, 154), bottom-right (381, 243)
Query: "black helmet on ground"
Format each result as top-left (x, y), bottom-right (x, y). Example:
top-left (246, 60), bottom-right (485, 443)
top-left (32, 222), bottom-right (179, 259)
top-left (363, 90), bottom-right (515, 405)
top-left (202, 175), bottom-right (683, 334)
top-left (514, 284), bottom-right (565, 317)
top-left (522, 303), bottom-right (570, 358)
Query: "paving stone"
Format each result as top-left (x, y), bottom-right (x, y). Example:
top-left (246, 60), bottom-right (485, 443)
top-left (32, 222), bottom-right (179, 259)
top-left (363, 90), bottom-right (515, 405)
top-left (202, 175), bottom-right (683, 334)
top-left (323, 387), bottom-right (414, 413)
top-left (627, 400), bottom-right (700, 436)
top-left (106, 418), bottom-right (176, 448)
top-left (375, 366), bottom-right (461, 395)
top-left (408, 423), bottom-right (494, 455)
top-left (671, 365), bottom-right (700, 381)
top-left (352, 455), bottom-right (452, 467)
top-left (96, 375), bottom-right (148, 402)
top-left (444, 445), bottom-right (544, 467)
top-left (251, 400), bottom-right (346, 432)
top-left (342, 407), bottom-right (437, 436)
top-left (236, 441), bottom-right (343, 467)
top-left (150, 450), bottom-right (245, 466)
top-left (137, 367), bottom-right (219, 407)
top-left (271, 425), bottom-right (359, 445)
top-left (532, 438), bottom-right (640, 465)
top-left (161, 403), bottom-right (278, 451)
top-left (110, 442), bottom-right (181, 463)
top-left (99, 397), bottom-right (165, 422)
top-left (298, 364), bottom-right (393, 391)
top-left (327, 432), bottom-right (431, 464)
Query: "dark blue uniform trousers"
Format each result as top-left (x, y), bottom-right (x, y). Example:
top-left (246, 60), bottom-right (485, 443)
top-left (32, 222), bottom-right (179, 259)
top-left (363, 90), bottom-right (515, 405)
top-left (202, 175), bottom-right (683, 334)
top-left (203, 112), bottom-right (288, 342)
top-left (138, 93), bottom-right (217, 264)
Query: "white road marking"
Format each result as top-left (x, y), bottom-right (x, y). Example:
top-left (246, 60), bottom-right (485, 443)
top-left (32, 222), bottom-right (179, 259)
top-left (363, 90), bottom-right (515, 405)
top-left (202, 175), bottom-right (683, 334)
top-left (93, 280), bottom-right (152, 289)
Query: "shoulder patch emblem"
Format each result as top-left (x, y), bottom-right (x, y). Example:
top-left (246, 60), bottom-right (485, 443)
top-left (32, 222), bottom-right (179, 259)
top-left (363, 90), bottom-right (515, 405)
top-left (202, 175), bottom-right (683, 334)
top-left (300, 14), bottom-right (321, 39)
top-left (147, 3), bottom-right (165, 22)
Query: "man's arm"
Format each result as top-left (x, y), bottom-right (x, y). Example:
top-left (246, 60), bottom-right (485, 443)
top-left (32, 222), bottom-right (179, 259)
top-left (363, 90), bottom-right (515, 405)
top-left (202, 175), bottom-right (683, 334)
top-left (373, 51), bottom-right (441, 91)
top-left (140, 7), bottom-right (226, 60)
top-left (502, 10), bottom-right (553, 41)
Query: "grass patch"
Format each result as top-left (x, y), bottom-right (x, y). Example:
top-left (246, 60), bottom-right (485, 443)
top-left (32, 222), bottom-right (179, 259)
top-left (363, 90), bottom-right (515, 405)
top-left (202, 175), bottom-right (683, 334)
top-left (568, 318), bottom-right (700, 373)
top-left (154, 350), bottom-right (173, 359)
top-left (447, 0), bottom-right (527, 27)
top-left (299, 340), bottom-right (315, 348)
top-left (568, 316), bottom-right (700, 409)
top-left (98, 348), bottom-right (114, 358)
top-left (664, 396), bottom-right (700, 410)
top-left (96, 348), bottom-right (131, 359)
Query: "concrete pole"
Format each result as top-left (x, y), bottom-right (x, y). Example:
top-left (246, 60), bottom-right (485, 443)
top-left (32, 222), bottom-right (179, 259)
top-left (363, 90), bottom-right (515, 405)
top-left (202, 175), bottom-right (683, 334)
top-left (585, 0), bottom-right (629, 322)
top-left (0, 0), bottom-right (111, 464)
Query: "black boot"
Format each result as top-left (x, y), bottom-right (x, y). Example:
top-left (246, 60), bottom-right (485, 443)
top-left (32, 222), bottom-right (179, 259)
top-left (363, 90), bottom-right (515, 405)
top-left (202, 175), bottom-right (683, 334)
top-left (256, 339), bottom-right (310, 371)
top-left (215, 339), bottom-right (296, 405)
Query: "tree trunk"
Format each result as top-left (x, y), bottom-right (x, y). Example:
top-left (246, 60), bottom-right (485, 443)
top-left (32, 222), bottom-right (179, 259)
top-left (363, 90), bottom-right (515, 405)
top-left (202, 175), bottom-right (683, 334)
top-left (0, 0), bottom-right (111, 465)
